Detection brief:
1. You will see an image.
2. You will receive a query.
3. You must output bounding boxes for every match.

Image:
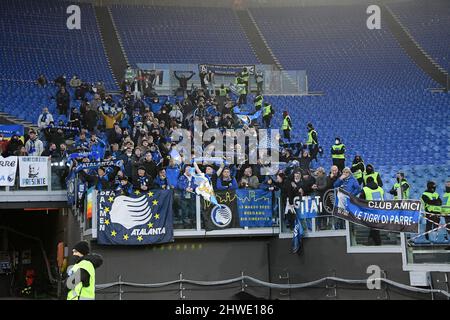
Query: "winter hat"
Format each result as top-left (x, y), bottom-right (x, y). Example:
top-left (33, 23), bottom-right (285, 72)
top-left (73, 241), bottom-right (90, 256)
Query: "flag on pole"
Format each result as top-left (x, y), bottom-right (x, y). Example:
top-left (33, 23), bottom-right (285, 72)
top-left (292, 212), bottom-right (304, 254)
top-left (189, 168), bottom-right (219, 206)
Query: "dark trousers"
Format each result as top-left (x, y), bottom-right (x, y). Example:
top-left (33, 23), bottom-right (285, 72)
top-left (425, 213), bottom-right (440, 240)
top-left (263, 115), bottom-right (272, 128)
top-left (332, 158), bottom-right (345, 171)
top-left (257, 82), bottom-right (263, 93)
top-left (369, 229), bottom-right (381, 245)
top-left (239, 93), bottom-right (247, 105)
top-left (308, 144), bottom-right (319, 161)
top-left (283, 129), bottom-right (291, 142)
top-left (58, 106), bottom-right (67, 116)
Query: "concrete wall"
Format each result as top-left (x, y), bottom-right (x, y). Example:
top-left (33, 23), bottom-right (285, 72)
top-left (90, 236), bottom-right (431, 300)
top-left (57, 0), bottom-right (413, 8)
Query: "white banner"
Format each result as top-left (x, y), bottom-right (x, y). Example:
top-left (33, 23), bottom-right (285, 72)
top-left (0, 156), bottom-right (18, 186)
top-left (19, 157), bottom-right (49, 187)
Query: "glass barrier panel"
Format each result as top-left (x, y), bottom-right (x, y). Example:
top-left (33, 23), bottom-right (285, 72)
top-left (50, 162), bottom-right (69, 191)
top-left (349, 223), bottom-right (401, 246)
top-left (172, 189), bottom-right (197, 230)
top-left (314, 215), bottom-right (346, 232)
top-left (131, 64), bottom-right (308, 96)
top-left (404, 215), bottom-right (450, 264)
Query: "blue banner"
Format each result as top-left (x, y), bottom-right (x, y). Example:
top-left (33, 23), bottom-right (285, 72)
top-left (74, 159), bottom-right (124, 173)
top-left (333, 188), bottom-right (421, 233)
top-left (69, 151), bottom-right (101, 162)
top-left (97, 189), bottom-right (174, 245)
top-left (0, 125), bottom-right (24, 140)
top-left (289, 195), bottom-right (323, 219)
top-left (236, 189), bottom-right (273, 227)
top-left (292, 211), bottom-right (304, 254)
top-left (66, 170), bottom-right (76, 205)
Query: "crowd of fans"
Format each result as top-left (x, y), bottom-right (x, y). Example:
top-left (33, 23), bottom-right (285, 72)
top-left (0, 69), bottom-right (448, 242)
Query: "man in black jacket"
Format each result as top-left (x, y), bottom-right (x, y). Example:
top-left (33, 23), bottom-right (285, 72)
top-left (139, 152), bottom-right (158, 181)
top-left (56, 87), bottom-right (70, 115)
top-left (84, 105), bottom-right (98, 133)
top-left (360, 177), bottom-right (383, 245)
top-left (67, 241), bottom-right (103, 300)
top-left (174, 71), bottom-right (195, 96)
top-left (421, 181), bottom-right (442, 240)
top-left (133, 166), bottom-right (155, 193)
top-left (6, 133), bottom-right (24, 156)
top-left (79, 166), bottom-right (120, 191)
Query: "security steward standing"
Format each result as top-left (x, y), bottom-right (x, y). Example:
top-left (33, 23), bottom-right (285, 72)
top-left (282, 111), bottom-right (292, 142)
top-left (67, 241), bottom-right (103, 300)
top-left (389, 172), bottom-right (410, 200)
top-left (360, 176), bottom-right (384, 245)
top-left (262, 102), bottom-right (274, 128)
top-left (421, 181), bottom-right (442, 241)
top-left (351, 155), bottom-right (365, 185)
top-left (331, 137), bottom-right (345, 171)
top-left (254, 93), bottom-right (263, 111)
top-left (442, 180), bottom-right (450, 215)
top-left (305, 123), bottom-right (318, 161)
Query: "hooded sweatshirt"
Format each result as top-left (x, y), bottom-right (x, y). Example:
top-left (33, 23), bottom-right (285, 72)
top-left (75, 253), bottom-right (103, 287)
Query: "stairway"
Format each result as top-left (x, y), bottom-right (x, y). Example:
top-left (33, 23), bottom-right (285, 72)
top-left (94, 5), bottom-right (129, 89)
top-left (235, 9), bottom-right (281, 69)
top-left (0, 113), bottom-right (36, 131)
top-left (382, 4), bottom-right (449, 90)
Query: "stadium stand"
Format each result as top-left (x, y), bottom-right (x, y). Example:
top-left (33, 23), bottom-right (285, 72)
top-left (248, 4), bottom-right (449, 184)
top-left (387, 0), bottom-right (450, 72)
top-left (0, 0), bottom-right (116, 89)
top-left (0, 1), bottom-right (448, 243)
top-left (109, 5), bottom-right (259, 65)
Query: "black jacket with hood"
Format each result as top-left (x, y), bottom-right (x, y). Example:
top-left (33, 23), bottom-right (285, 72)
top-left (77, 253), bottom-right (103, 287)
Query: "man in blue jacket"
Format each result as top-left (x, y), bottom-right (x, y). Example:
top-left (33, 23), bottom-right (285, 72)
top-left (177, 166), bottom-right (197, 227)
top-left (333, 167), bottom-right (361, 196)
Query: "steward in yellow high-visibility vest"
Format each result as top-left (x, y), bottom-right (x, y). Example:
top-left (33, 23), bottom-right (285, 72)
top-left (218, 84), bottom-right (228, 97)
top-left (67, 241), bottom-right (103, 300)
top-left (442, 180), bottom-right (450, 215)
top-left (240, 68), bottom-right (250, 84)
top-left (360, 176), bottom-right (384, 245)
top-left (363, 164), bottom-right (383, 188)
top-left (362, 184), bottom-right (385, 200)
top-left (331, 137), bottom-right (345, 171)
top-left (254, 94), bottom-right (263, 111)
top-left (421, 181), bottom-right (443, 240)
top-left (306, 122), bottom-right (319, 161)
top-left (282, 111), bottom-right (292, 142)
top-left (235, 75), bottom-right (247, 105)
top-left (262, 102), bottom-right (274, 128)
top-left (389, 172), bottom-right (410, 200)
top-left (351, 155), bottom-right (365, 185)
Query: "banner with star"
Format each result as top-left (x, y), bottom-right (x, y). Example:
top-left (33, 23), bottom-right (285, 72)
top-left (201, 190), bottom-right (239, 231)
top-left (97, 189), bottom-right (174, 245)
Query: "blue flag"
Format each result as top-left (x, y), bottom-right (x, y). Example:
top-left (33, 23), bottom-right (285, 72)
top-left (292, 212), bottom-right (304, 254)
top-left (66, 170), bottom-right (76, 205)
top-left (0, 124), bottom-right (24, 141)
top-left (97, 189), bottom-right (174, 245)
